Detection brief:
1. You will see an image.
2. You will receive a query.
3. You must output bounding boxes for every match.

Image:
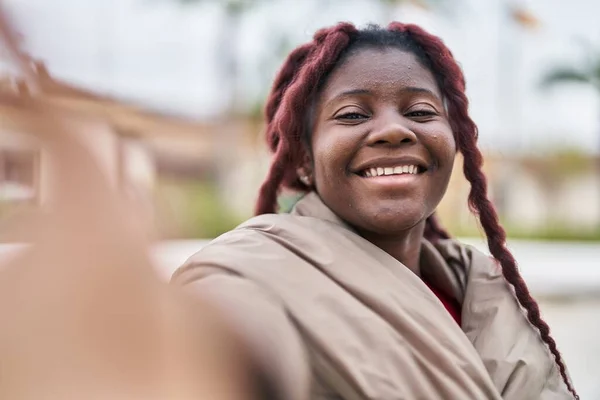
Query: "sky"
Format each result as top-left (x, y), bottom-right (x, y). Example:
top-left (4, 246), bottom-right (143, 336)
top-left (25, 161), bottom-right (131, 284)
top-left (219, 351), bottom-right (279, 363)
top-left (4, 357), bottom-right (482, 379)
top-left (2, 0), bottom-right (600, 154)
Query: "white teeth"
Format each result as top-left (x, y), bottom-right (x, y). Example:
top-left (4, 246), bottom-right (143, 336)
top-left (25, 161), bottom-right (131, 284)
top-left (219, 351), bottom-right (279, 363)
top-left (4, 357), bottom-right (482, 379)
top-left (363, 165), bottom-right (420, 177)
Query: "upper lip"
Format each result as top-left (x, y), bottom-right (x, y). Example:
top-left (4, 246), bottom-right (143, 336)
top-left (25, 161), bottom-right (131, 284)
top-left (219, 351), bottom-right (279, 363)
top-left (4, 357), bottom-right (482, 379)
top-left (352, 156), bottom-right (430, 174)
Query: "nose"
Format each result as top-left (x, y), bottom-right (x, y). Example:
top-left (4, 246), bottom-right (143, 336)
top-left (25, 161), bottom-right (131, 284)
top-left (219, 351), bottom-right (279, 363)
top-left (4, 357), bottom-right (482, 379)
top-left (366, 111), bottom-right (417, 147)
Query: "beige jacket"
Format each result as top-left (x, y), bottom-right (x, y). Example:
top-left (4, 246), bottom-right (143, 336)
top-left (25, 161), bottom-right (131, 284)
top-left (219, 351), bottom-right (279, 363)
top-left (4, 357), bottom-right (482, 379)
top-left (172, 193), bottom-right (574, 399)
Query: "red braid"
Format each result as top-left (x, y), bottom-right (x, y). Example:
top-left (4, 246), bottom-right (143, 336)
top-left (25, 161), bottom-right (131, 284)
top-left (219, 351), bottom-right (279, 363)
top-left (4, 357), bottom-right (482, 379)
top-left (389, 22), bottom-right (578, 398)
top-left (264, 41), bottom-right (314, 148)
top-left (255, 23), bottom-right (358, 214)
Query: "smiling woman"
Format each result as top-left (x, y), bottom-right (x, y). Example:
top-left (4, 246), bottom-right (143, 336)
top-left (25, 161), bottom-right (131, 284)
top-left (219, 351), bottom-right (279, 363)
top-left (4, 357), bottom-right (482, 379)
top-left (308, 47), bottom-right (456, 271)
top-left (172, 23), bottom-right (579, 400)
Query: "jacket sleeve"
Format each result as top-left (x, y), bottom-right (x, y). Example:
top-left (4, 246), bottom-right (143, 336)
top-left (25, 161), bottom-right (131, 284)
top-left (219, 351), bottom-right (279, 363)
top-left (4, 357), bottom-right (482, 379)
top-left (171, 263), bottom-right (311, 400)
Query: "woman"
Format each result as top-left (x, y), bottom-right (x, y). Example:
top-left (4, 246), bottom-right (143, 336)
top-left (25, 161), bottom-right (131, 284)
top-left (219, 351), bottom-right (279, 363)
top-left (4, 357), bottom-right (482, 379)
top-left (172, 22), bottom-right (578, 399)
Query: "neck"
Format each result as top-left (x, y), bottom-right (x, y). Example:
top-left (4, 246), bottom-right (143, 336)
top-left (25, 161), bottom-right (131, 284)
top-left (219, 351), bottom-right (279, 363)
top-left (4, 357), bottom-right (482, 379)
top-left (358, 222), bottom-right (425, 276)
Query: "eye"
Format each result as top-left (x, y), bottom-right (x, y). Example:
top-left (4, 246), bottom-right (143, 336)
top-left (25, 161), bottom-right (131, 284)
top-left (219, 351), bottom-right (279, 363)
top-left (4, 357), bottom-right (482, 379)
top-left (407, 110), bottom-right (436, 117)
top-left (334, 109), bottom-right (370, 125)
top-left (405, 107), bottom-right (438, 121)
top-left (335, 112), bottom-right (369, 120)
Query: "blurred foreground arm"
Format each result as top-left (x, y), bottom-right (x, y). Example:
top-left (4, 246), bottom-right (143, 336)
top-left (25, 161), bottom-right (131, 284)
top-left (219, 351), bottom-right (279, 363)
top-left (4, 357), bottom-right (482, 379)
top-left (173, 266), bottom-right (311, 400)
top-left (0, 4), bottom-right (285, 397)
top-left (0, 100), bottom-right (269, 400)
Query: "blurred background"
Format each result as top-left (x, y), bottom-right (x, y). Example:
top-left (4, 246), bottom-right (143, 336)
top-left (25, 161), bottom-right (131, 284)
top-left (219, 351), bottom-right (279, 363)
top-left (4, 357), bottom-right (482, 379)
top-left (0, 0), bottom-right (598, 397)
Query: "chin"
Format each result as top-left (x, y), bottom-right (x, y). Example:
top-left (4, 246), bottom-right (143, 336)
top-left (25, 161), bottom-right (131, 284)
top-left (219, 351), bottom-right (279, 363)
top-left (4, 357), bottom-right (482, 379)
top-left (357, 207), bottom-right (427, 236)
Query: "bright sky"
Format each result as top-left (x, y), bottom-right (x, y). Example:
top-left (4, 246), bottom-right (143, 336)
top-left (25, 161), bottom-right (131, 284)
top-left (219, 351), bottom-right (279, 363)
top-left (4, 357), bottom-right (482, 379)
top-left (3, 0), bottom-right (600, 153)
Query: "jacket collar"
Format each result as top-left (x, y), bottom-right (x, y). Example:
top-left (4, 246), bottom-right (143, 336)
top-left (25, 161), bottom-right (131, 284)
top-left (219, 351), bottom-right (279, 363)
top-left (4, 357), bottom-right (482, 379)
top-left (291, 191), bottom-right (464, 302)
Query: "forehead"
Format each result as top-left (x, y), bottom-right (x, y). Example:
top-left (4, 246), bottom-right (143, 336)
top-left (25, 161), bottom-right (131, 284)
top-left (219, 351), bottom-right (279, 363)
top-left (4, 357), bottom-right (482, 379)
top-left (320, 47), bottom-right (441, 101)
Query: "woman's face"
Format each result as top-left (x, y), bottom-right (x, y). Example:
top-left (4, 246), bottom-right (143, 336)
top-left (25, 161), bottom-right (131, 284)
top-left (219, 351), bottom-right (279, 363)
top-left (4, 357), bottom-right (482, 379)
top-left (309, 47), bottom-right (456, 237)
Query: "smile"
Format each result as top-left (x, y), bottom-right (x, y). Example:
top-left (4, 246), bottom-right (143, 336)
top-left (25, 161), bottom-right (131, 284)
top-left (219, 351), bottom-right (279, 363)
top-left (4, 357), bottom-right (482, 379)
top-left (360, 165), bottom-right (424, 178)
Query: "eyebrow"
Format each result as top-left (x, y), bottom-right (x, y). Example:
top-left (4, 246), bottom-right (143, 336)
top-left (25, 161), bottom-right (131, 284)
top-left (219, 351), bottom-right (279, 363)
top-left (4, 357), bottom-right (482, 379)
top-left (326, 89), bottom-right (372, 103)
top-left (326, 86), bottom-right (441, 105)
top-left (401, 86), bottom-right (441, 99)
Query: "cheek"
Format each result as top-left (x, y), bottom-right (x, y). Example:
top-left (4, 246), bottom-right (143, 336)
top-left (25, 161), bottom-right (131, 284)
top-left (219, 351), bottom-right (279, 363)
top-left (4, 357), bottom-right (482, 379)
top-left (435, 132), bottom-right (457, 193)
top-left (311, 132), bottom-right (354, 178)
top-left (428, 125), bottom-right (456, 168)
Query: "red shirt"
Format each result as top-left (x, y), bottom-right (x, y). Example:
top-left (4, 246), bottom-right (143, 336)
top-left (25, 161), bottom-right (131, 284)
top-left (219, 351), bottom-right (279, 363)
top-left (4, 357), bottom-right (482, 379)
top-left (424, 281), bottom-right (462, 325)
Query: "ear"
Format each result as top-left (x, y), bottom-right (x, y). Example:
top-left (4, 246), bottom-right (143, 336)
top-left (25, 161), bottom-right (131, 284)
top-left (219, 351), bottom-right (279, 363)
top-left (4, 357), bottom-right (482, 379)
top-left (296, 152), bottom-right (314, 187)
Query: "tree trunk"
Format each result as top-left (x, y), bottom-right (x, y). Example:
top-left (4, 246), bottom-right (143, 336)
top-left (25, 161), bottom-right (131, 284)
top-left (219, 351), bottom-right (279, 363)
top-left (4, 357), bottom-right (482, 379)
top-left (217, 7), bottom-right (242, 115)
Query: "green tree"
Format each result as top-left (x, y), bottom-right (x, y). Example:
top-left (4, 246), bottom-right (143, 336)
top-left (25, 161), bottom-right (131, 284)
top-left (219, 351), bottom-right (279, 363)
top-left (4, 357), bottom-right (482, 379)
top-left (541, 45), bottom-right (600, 156)
top-left (541, 47), bottom-right (600, 94)
top-left (541, 45), bottom-right (600, 228)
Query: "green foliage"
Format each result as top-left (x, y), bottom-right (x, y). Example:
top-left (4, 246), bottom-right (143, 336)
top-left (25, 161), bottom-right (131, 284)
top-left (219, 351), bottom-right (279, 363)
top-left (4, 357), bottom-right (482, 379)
top-left (541, 68), bottom-right (592, 87)
top-left (548, 148), bottom-right (595, 175)
top-left (520, 148), bottom-right (595, 180)
top-left (450, 221), bottom-right (600, 242)
top-left (155, 179), bottom-right (244, 239)
top-left (541, 44), bottom-right (600, 92)
top-left (155, 178), bottom-right (600, 241)
top-left (277, 191), bottom-right (304, 213)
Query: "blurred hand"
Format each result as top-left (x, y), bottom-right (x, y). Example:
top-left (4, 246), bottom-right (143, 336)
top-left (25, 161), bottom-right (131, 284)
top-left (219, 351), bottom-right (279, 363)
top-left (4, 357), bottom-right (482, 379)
top-left (0, 89), bottom-right (257, 400)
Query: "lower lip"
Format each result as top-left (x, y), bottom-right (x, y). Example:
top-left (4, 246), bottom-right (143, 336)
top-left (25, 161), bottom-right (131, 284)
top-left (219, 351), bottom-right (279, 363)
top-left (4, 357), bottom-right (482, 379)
top-left (358, 173), bottom-right (422, 187)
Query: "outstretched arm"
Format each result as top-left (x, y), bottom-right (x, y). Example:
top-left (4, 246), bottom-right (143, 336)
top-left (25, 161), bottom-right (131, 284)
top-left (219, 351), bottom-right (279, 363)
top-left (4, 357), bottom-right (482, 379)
top-left (174, 267), bottom-right (311, 400)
